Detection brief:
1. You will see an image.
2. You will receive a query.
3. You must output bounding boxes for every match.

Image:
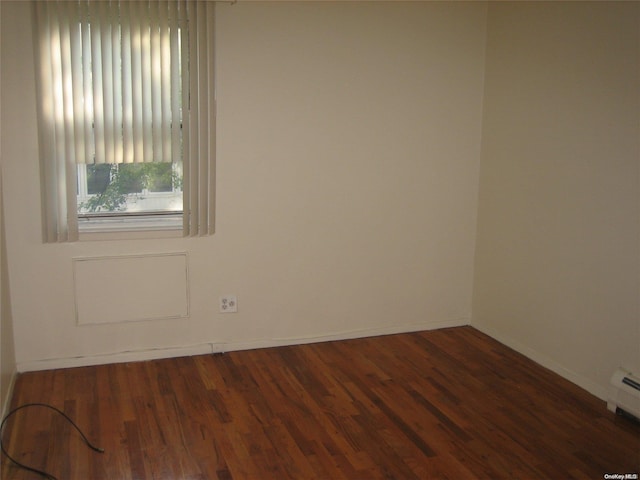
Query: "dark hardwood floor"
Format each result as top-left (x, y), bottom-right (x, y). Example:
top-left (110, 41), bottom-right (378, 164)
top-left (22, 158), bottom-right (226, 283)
top-left (2, 326), bottom-right (639, 479)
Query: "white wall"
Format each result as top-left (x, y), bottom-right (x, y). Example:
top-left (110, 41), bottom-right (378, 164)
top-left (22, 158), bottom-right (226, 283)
top-left (473, 1), bottom-right (640, 399)
top-left (1, 1), bottom-right (488, 371)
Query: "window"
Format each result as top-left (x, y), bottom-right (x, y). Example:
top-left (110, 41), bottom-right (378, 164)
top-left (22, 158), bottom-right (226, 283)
top-left (76, 162), bottom-right (183, 231)
top-left (33, 0), bottom-right (215, 242)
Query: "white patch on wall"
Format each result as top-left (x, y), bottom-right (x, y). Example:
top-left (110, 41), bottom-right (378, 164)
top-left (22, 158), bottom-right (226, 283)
top-left (73, 252), bottom-right (189, 325)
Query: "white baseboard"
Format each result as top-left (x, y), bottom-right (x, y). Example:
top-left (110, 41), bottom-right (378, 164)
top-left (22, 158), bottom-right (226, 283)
top-left (473, 323), bottom-right (608, 401)
top-left (15, 320), bottom-right (609, 409)
top-left (16, 318), bottom-right (468, 373)
top-left (17, 343), bottom-right (215, 373)
top-left (217, 318), bottom-right (468, 353)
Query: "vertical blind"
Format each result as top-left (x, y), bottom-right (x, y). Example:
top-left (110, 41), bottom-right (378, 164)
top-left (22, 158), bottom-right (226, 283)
top-left (33, 0), bottom-right (215, 241)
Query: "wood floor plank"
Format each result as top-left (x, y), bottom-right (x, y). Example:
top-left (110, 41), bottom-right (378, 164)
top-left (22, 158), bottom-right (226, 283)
top-left (2, 326), bottom-right (639, 479)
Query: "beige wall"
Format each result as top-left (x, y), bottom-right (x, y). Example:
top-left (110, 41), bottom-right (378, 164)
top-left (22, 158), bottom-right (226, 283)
top-left (1, 2), bottom-right (487, 370)
top-left (3, 0), bottom-right (636, 402)
top-left (0, 5), bottom-right (17, 415)
top-left (473, 1), bottom-right (640, 399)
top-left (1, 173), bottom-right (17, 416)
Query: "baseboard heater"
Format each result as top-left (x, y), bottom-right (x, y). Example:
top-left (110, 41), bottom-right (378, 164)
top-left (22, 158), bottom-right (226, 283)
top-left (607, 368), bottom-right (640, 421)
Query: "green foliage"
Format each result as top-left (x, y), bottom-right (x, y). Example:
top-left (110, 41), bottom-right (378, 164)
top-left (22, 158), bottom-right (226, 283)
top-left (80, 162), bottom-right (181, 213)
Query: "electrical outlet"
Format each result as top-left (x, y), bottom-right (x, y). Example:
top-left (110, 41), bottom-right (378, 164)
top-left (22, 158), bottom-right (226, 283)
top-left (219, 295), bottom-right (237, 313)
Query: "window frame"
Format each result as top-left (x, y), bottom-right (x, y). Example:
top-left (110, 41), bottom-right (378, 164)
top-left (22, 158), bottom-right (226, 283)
top-left (76, 162), bottom-right (184, 234)
top-left (34, 0), bottom-right (216, 242)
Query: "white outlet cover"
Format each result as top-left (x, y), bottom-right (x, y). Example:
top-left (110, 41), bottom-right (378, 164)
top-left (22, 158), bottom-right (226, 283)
top-left (219, 295), bottom-right (237, 313)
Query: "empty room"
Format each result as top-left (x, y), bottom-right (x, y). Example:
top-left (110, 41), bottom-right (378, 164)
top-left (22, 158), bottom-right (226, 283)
top-left (0, 0), bottom-right (638, 478)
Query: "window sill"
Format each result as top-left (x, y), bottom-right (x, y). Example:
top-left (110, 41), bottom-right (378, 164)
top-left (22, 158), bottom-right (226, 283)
top-left (78, 215), bottom-right (183, 241)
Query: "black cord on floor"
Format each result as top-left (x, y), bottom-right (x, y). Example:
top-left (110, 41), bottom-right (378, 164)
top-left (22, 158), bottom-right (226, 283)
top-left (0, 403), bottom-right (105, 480)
